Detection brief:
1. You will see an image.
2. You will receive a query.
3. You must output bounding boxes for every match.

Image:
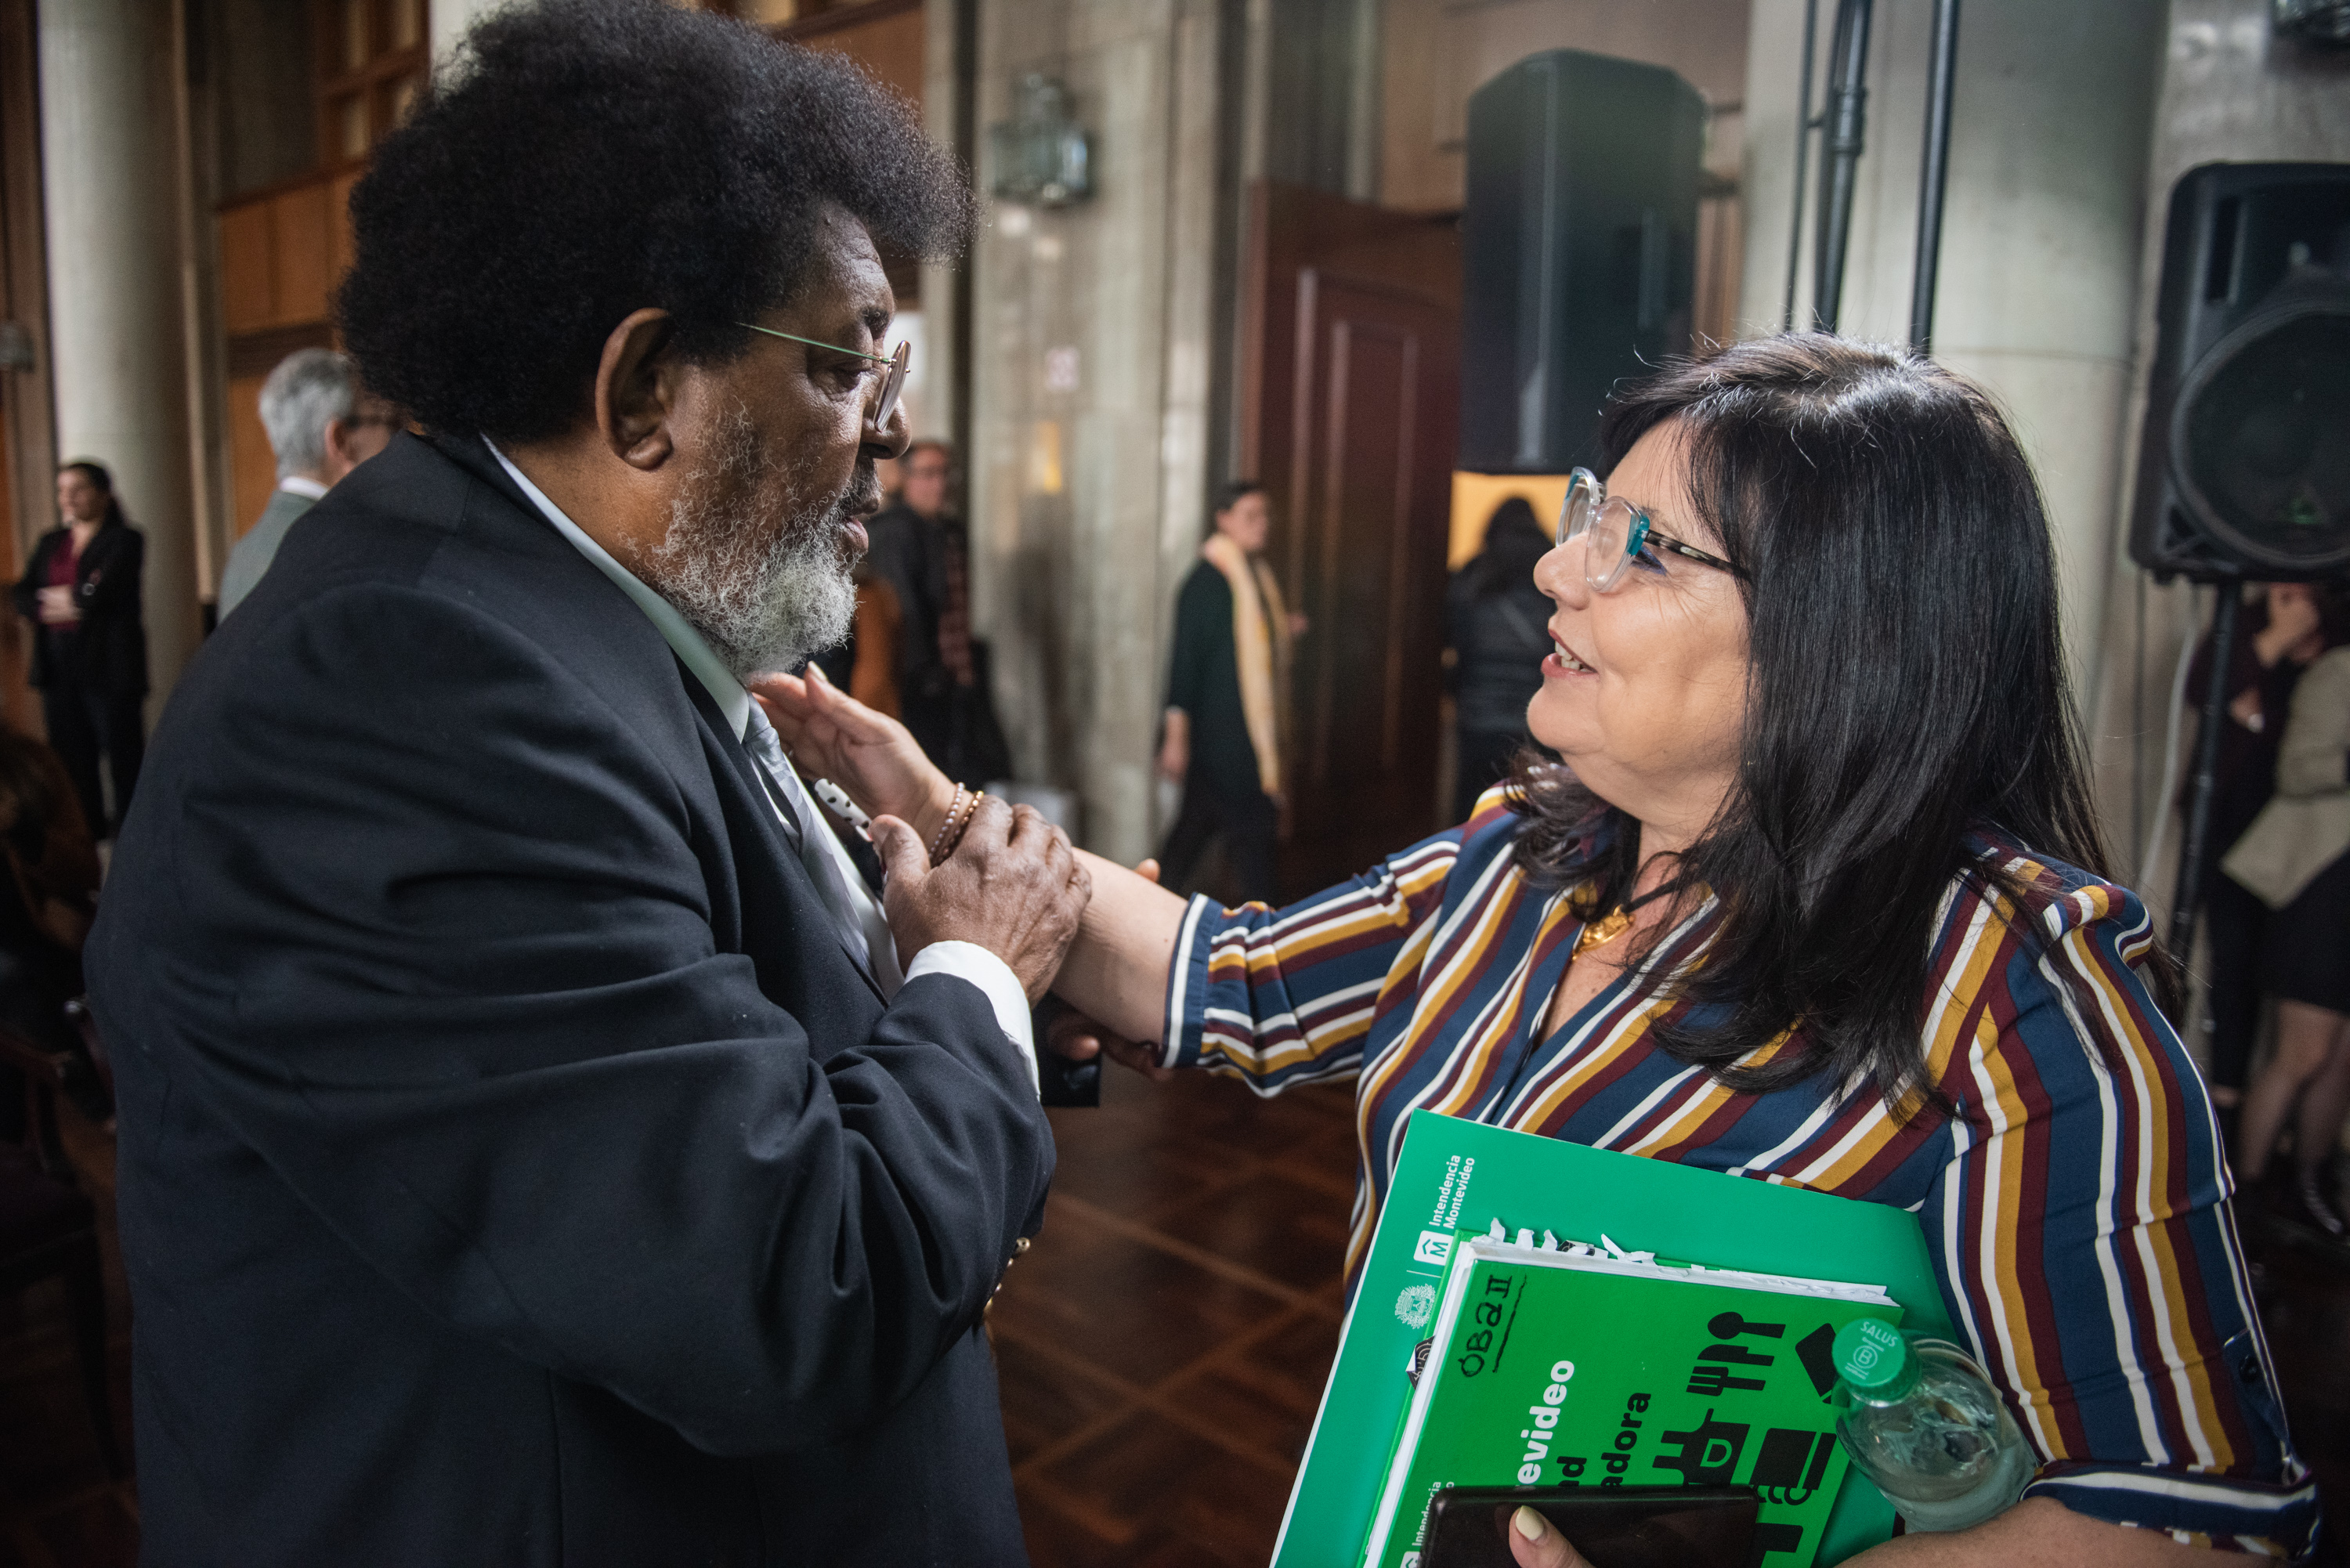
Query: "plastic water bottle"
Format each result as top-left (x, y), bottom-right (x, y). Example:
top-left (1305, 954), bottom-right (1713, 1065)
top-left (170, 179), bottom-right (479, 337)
top-left (1831, 1318), bottom-right (2034, 1533)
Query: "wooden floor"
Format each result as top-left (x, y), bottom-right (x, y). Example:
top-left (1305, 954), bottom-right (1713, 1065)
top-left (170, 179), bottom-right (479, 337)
top-left (992, 1071), bottom-right (1360, 1566)
top-left (5, 1071), bottom-right (2349, 1567)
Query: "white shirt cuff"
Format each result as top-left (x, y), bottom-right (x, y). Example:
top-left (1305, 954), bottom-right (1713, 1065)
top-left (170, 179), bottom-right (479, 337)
top-left (903, 941), bottom-right (1038, 1094)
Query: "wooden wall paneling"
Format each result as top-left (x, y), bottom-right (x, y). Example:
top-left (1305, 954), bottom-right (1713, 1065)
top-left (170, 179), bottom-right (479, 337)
top-left (792, 2), bottom-right (924, 105)
top-left (226, 373), bottom-right (275, 540)
top-left (1242, 180), bottom-right (1461, 894)
top-left (218, 166), bottom-right (346, 544)
top-left (0, 377), bottom-right (25, 732)
top-left (219, 200), bottom-right (278, 333)
top-left (1285, 272), bottom-right (1455, 883)
top-left (1693, 175), bottom-right (1742, 349)
top-left (328, 169), bottom-right (359, 295)
top-left (269, 182), bottom-right (332, 326)
top-left (0, 0), bottom-right (50, 732)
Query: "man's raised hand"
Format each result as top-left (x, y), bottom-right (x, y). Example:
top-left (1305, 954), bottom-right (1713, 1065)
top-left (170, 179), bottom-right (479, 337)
top-left (873, 797), bottom-right (1090, 1002)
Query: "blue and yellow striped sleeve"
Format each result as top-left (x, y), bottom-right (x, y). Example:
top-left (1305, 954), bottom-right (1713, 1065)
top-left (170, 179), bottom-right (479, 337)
top-left (1159, 832), bottom-right (1466, 1092)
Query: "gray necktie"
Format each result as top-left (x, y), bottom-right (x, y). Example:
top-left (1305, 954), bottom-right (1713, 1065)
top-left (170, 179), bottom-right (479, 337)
top-left (742, 705), bottom-right (875, 980)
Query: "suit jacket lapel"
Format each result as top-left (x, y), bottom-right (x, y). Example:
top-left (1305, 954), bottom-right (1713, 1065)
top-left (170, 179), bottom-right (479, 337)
top-left (682, 672), bottom-right (884, 1006)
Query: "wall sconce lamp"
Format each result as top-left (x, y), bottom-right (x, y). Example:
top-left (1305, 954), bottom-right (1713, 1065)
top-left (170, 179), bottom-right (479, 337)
top-left (989, 74), bottom-right (1093, 208)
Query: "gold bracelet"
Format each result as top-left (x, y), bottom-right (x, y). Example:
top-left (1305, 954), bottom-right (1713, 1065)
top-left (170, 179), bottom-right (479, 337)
top-left (927, 785), bottom-right (968, 864)
top-left (934, 789), bottom-right (984, 865)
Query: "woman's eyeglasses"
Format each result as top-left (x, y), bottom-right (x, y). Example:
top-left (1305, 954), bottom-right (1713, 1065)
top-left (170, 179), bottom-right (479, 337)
top-left (1556, 467), bottom-right (1747, 593)
top-left (736, 323), bottom-right (910, 432)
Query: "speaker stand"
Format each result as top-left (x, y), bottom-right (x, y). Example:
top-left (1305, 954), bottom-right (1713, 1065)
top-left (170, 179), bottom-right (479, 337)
top-left (2167, 580), bottom-right (2243, 1014)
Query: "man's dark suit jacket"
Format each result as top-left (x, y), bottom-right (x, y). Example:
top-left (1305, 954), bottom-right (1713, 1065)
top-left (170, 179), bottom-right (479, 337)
top-left (86, 432), bottom-right (1054, 1566)
top-left (11, 519), bottom-right (149, 695)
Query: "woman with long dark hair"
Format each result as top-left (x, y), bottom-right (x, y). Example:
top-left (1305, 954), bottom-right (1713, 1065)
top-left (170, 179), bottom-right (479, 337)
top-left (764, 337), bottom-right (2308, 1562)
top-left (10, 461), bottom-right (149, 837)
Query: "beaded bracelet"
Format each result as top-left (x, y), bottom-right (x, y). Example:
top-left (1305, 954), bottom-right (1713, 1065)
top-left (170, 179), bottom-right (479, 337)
top-left (927, 784), bottom-right (969, 864)
top-left (932, 789), bottom-right (985, 865)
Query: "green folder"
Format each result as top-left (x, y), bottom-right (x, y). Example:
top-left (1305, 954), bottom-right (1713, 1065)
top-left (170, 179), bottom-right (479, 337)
top-left (1269, 1111), bottom-right (1957, 1568)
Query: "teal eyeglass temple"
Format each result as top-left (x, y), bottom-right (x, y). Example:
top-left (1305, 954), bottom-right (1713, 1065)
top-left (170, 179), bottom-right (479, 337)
top-left (736, 323), bottom-right (892, 363)
top-left (737, 322), bottom-right (910, 429)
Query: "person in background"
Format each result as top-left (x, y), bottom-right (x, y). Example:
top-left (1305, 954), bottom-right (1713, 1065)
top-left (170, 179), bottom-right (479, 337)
top-left (1447, 496), bottom-right (1556, 823)
top-left (809, 562), bottom-right (905, 717)
top-left (2224, 613), bottom-right (2350, 1238)
top-left (216, 348), bottom-right (399, 619)
top-left (862, 439), bottom-right (974, 768)
top-left (13, 462), bottom-right (146, 838)
top-left (1156, 479), bottom-right (1296, 904)
top-left (0, 724), bottom-right (104, 1129)
top-left (2180, 581), bottom-right (2335, 1140)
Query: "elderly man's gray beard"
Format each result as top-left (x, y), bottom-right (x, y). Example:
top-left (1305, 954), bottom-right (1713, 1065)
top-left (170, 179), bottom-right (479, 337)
top-left (645, 410), bottom-right (867, 681)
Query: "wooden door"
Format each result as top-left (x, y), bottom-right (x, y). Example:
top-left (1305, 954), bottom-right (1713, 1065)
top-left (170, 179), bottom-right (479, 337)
top-left (1242, 182), bottom-right (1461, 896)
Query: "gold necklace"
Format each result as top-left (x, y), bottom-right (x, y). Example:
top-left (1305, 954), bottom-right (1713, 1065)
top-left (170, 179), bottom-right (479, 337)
top-left (1571, 906), bottom-right (1634, 959)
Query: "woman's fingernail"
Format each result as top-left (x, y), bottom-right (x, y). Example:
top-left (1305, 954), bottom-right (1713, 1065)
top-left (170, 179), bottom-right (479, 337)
top-left (1513, 1506), bottom-right (1547, 1543)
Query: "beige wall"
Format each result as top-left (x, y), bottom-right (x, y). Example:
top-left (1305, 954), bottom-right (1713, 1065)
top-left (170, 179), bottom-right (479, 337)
top-left (1742, 0), bottom-right (2164, 785)
top-left (1379, 0), bottom-right (1752, 215)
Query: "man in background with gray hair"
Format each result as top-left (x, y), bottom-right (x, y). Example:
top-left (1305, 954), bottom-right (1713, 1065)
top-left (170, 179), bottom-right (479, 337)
top-left (215, 347), bottom-right (396, 617)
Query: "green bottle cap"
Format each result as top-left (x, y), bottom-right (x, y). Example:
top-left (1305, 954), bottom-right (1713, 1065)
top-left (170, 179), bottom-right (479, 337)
top-left (1833, 1318), bottom-right (1912, 1392)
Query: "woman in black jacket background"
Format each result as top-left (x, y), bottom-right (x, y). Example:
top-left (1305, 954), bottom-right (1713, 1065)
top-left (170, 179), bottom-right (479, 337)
top-left (1444, 497), bottom-right (1557, 822)
top-left (12, 461), bottom-right (149, 837)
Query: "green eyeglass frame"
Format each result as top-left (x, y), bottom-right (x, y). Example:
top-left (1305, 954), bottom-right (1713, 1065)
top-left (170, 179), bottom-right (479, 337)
top-left (1556, 467), bottom-right (1746, 592)
top-left (737, 323), bottom-right (910, 432)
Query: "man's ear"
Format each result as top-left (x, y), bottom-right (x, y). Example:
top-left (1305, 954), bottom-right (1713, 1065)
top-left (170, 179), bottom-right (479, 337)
top-left (595, 308), bottom-right (679, 471)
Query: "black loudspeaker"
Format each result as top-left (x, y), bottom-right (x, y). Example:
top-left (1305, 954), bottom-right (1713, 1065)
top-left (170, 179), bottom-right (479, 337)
top-left (1459, 50), bottom-right (1706, 475)
top-left (2129, 162), bottom-right (2350, 581)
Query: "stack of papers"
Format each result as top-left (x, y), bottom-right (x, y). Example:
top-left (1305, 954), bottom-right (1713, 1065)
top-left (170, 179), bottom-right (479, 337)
top-left (1267, 1111), bottom-right (1959, 1568)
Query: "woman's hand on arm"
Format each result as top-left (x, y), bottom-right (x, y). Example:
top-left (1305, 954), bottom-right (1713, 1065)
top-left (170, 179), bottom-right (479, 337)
top-left (1039, 858), bottom-right (1176, 1079)
top-left (1044, 848), bottom-right (1190, 1053)
top-left (750, 666), bottom-right (958, 845)
top-left (1505, 1499), bottom-right (2214, 1568)
top-left (751, 663), bottom-right (1192, 1064)
top-left (1041, 999), bottom-right (1172, 1080)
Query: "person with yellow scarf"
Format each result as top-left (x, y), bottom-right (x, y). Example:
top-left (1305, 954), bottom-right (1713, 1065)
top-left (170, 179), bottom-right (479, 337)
top-left (1155, 480), bottom-right (1295, 903)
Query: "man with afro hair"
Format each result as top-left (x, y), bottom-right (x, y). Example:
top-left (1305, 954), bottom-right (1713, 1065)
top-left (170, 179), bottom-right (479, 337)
top-left (87, 4), bottom-right (1088, 1563)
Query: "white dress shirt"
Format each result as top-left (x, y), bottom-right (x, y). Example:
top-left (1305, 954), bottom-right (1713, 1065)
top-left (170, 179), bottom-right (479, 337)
top-left (486, 443), bottom-right (1037, 1088)
top-left (277, 475), bottom-right (330, 501)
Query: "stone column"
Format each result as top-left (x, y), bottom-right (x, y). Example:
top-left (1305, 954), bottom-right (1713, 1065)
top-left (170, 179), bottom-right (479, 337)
top-left (38, 0), bottom-right (201, 699)
top-left (1740, 0), bottom-right (2165, 699)
top-left (967, 0), bottom-right (1233, 865)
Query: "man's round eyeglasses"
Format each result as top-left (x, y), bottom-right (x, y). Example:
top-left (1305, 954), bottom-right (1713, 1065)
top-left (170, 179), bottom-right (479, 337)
top-left (1557, 467), bottom-right (1747, 593)
top-left (737, 323), bottom-right (909, 432)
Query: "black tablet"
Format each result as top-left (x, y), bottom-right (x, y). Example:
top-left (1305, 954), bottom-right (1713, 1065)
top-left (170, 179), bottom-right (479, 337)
top-left (1419, 1483), bottom-right (1761, 1568)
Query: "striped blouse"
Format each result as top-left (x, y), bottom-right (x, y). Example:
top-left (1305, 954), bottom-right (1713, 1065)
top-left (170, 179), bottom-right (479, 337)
top-left (1158, 789), bottom-right (2316, 1556)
